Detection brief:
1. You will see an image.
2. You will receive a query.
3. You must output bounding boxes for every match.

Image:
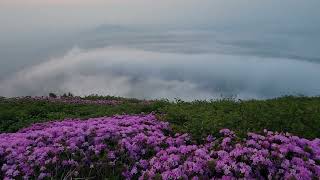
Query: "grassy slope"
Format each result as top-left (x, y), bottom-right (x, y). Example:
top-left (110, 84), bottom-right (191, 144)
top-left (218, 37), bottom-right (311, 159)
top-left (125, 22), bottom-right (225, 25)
top-left (1, 96), bottom-right (320, 140)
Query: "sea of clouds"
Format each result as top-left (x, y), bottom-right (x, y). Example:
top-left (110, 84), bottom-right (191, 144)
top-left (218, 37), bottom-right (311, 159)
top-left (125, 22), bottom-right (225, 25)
top-left (1, 42), bottom-right (320, 100)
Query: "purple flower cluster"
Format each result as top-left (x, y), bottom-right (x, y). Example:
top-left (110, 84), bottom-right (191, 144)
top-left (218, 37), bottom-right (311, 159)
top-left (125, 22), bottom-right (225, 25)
top-left (142, 129), bottom-right (320, 180)
top-left (1, 114), bottom-right (320, 180)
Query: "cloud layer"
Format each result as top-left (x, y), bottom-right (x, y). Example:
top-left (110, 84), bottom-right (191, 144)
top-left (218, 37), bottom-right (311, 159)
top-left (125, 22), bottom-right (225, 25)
top-left (1, 46), bottom-right (320, 100)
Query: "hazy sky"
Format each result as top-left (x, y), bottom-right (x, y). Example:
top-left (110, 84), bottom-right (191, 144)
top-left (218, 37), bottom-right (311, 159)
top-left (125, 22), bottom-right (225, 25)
top-left (1, 0), bottom-right (319, 32)
top-left (0, 0), bottom-right (320, 100)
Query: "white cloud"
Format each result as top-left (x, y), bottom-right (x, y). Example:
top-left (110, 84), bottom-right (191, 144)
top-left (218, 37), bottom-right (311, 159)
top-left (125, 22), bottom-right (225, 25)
top-left (1, 46), bottom-right (320, 100)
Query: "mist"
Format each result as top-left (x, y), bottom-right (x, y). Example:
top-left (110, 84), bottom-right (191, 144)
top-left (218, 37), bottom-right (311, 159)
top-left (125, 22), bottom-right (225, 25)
top-left (1, 46), bottom-right (319, 100)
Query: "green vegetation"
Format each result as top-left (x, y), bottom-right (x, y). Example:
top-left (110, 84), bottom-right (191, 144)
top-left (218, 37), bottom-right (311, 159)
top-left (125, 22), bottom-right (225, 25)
top-left (1, 96), bottom-right (320, 140)
top-left (161, 96), bottom-right (320, 141)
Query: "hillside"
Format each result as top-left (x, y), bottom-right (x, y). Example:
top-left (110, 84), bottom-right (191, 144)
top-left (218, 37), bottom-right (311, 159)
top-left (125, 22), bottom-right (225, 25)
top-left (1, 95), bottom-right (320, 179)
top-left (1, 95), bottom-right (320, 140)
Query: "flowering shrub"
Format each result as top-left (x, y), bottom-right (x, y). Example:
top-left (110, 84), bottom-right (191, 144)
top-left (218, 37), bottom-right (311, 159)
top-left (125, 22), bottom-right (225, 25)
top-left (14, 96), bottom-right (122, 106)
top-left (0, 95), bottom-right (153, 106)
top-left (142, 130), bottom-right (320, 180)
top-left (4, 96), bottom-right (153, 106)
top-left (0, 114), bottom-right (319, 179)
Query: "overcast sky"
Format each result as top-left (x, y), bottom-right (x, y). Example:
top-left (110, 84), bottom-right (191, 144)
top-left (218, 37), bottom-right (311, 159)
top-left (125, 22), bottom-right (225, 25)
top-left (0, 0), bottom-right (320, 100)
top-left (1, 0), bottom-right (319, 33)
